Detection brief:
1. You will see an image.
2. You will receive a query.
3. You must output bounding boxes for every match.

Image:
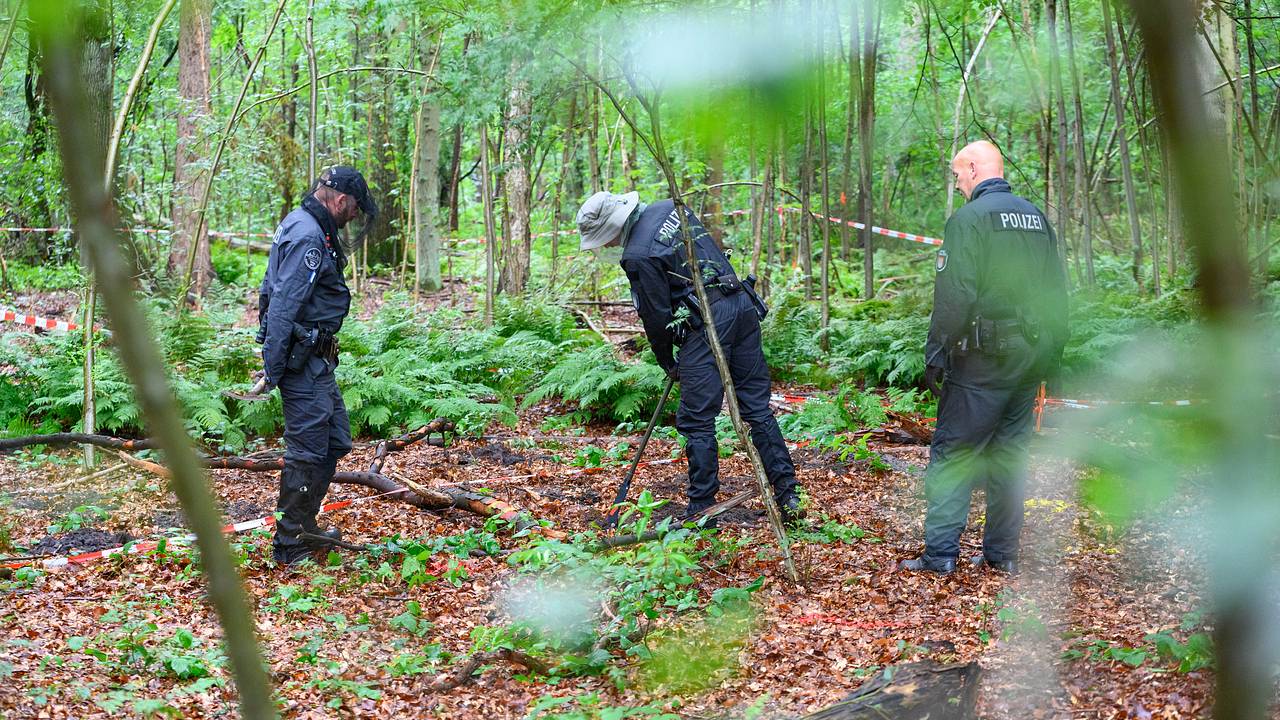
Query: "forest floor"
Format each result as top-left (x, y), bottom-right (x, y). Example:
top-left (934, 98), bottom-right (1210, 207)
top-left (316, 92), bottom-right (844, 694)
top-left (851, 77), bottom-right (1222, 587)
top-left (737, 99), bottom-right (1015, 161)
top-left (0, 410), bottom-right (1215, 719)
top-left (0, 288), bottom-right (1217, 718)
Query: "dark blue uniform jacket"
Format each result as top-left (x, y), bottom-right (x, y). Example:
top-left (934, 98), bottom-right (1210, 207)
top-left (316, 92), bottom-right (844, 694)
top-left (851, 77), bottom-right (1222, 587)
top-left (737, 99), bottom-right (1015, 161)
top-left (259, 197), bottom-right (350, 386)
top-left (620, 200), bottom-right (738, 372)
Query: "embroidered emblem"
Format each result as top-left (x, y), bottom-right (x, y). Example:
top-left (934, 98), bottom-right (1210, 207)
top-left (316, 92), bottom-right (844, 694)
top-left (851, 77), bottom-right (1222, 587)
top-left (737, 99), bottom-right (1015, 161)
top-left (936, 249), bottom-right (948, 272)
top-left (304, 247), bottom-right (322, 271)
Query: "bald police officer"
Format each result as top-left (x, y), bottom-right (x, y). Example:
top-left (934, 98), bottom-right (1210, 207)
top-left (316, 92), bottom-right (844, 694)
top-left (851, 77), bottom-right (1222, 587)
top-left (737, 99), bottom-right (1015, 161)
top-left (258, 166), bottom-right (377, 566)
top-left (901, 141), bottom-right (1068, 575)
top-left (576, 192), bottom-right (804, 525)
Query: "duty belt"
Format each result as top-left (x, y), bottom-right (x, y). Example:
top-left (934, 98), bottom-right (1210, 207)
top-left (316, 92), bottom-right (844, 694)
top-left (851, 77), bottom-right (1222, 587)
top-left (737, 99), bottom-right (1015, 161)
top-left (960, 316), bottom-right (1030, 355)
top-left (700, 274), bottom-right (743, 305)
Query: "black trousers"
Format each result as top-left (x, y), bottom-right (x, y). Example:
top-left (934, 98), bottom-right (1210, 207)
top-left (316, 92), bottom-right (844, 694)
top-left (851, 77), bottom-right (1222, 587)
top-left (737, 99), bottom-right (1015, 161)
top-left (922, 372), bottom-right (1037, 565)
top-left (676, 293), bottom-right (798, 512)
top-left (273, 355), bottom-right (352, 560)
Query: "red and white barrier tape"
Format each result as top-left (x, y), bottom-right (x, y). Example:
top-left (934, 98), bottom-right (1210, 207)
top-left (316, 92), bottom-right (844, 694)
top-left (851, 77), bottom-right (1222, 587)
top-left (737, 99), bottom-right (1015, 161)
top-left (0, 226), bottom-right (273, 239)
top-left (1, 308), bottom-right (89, 333)
top-left (722, 206), bottom-right (944, 247)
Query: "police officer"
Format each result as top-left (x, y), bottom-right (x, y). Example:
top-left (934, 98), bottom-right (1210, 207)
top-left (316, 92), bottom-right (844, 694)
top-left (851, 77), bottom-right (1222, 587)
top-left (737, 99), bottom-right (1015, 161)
top-left (900, 141), bottom-right (1068, 575)
top-left (258, 166), bottom-right (377, 565)
top-left (576, 192), bottom-right (804, 524)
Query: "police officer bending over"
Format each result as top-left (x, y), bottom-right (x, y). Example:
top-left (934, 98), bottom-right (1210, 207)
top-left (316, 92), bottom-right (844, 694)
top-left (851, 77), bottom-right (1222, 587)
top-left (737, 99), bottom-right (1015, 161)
top-left (257, 166), bottom-right (377, 566)
top-left (576, 192), bottom-right (804, 525)
top-left (900, 141), bottom-right (1068, 575)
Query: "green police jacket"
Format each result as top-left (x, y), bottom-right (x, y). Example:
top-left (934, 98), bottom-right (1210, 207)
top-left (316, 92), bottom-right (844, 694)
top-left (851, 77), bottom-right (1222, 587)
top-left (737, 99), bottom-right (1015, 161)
top-left (924, 178), bottom-right (1069, 388)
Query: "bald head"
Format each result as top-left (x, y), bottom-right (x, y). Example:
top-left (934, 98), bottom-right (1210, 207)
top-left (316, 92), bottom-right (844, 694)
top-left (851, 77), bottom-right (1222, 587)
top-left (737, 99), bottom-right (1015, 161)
top-left (951, 140), bottom-right (1004, 200)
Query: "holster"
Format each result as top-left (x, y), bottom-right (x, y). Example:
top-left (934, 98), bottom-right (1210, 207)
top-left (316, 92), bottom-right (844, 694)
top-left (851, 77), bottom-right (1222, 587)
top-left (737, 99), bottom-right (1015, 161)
top-left (744, 274), bottom-right (768, 320)
top-left (285, 325), bottom-right (338, 372)
top-left (962, 315), bottom-right (1028, 356)
top-left (285, 326), bottom-right (320, 372)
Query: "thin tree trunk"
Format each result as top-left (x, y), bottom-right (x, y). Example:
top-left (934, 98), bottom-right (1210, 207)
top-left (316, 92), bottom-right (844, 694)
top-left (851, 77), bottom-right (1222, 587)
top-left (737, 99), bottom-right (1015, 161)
top-left (817, 14), bottom-right (831, 347)
top-left (168, 0), bottom-right (214, 295)
top-left (944, 8), bottom-right (1001, 217)
top-left (858, 2), bottom-right (881, 299)
top-left (1063, 0), bottom-right (1094, 285)
top-left (36, 8), bottom-right (275, 714)
top-left (447, 122), bottom-right (463, 231)
top-left (499, 65), bottom-right (531, 294)
top-left (551, 93), bottom-right (579, 289)
top-left (480, 122), bottom-right (496, 325)
top-left (79, 0), bottom-right (111, 469)
top-left (415, 38), bottom-right (442, 294)
top-left (1101, 0), bottom-right (1144, 294)
top-left (1117, 17), bottom-right (1162, 295)
top-left (304, 0), bottom-right (317, 181)
top-left (1044, 0), bottom-right (1070, 271)
top-left (415, 103), bottom-right (442, 293)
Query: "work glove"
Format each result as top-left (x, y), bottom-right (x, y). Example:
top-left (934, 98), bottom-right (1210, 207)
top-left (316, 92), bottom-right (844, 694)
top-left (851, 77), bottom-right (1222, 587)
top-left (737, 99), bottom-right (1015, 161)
top-left (665, 365), bottom-right (680, 383)
top-left (924, 364), bottom-right (944, 398)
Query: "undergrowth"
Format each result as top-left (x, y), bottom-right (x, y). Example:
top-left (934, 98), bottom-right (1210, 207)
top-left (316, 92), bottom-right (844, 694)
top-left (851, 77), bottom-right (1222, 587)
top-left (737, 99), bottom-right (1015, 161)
top-left (0, 293), bottom-right (672, 449)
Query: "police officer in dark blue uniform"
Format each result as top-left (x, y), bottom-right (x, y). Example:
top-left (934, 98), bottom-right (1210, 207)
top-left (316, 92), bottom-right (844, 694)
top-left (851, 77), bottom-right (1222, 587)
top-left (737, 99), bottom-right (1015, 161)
top-left (257, 166), bottom-right (377, 565)
top-left (901, 141), bottom-right (1068, 575)
top-left (576, 192), bottom-right (804, 524)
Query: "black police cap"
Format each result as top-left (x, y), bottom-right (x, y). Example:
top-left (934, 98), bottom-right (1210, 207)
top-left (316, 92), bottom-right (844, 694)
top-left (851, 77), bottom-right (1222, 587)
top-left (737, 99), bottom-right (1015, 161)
top-left (318, 166), bottom-right (378, 218)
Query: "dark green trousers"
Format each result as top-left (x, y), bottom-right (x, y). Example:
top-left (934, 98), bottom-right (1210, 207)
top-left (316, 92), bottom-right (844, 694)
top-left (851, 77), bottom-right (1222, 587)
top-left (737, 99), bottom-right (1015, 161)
top-left (922, 379), bottom-right (1037, 565)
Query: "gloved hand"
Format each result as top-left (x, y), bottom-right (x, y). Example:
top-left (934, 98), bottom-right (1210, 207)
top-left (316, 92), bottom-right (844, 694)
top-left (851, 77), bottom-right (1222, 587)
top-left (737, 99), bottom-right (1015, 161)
top-left (666, 366), bottom-right (680, 382)
top-left (924, 365), bottom-right (944, 397)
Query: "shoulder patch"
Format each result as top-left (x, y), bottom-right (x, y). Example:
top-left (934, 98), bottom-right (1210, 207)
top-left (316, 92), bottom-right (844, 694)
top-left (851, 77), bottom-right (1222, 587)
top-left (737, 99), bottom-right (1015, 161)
top-left (935, 249), bottom-right (948, 272)
top-left (989, 210), bottom-right (1047, 233)
top-left (303, 247), bottom-right (323, 271)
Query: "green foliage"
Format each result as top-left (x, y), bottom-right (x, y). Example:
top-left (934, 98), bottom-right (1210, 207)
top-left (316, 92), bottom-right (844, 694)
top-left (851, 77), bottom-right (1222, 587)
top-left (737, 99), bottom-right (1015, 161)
top-left (47, 504), bottom-right (109, 534)
top-left (525, 345), bottom-right (668, 424)
top-left (526, 693), bottom-right (679, 720)
top-left (2, 262), bottom-right (83, 290)
top-left (497, 490), bottom-right (736, 679)
top-left (68, 616), bottom-right (227, 682)
top-left (1146, 629), bottom-right (1215, 673)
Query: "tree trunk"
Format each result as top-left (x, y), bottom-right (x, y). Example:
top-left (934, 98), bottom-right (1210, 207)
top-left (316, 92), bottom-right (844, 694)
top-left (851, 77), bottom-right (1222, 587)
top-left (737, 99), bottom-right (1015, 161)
top-left (36, 9), bottom-right (275, 713)
top-left (858, 2), bottom-right (880, 300)
top-left (551, 93), bottom-right (579, 288)
top-left (499, 66), bottom-right (531, 294)
top-left (480, 122), bottom-right (497, 325)
top-left (1062, 0), bottom-right (1094, 285)
top-left (168, 0), bottom-right (214, 295)
top-left (1101, 0), bottom-right (1144, 294)
top-left (415, 100), bottom-right (442, 293)
top-left (817, 13), bottom-right (831, 347)
top-left (1044, 0), bottom-right (1070, 272)
top-left (79, 0), bottom-right (112, 469)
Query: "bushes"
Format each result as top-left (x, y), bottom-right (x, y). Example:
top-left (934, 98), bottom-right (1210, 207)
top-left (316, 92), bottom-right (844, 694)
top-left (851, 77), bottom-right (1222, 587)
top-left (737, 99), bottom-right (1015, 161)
top-left (0, 293), bottom-right (666, 446)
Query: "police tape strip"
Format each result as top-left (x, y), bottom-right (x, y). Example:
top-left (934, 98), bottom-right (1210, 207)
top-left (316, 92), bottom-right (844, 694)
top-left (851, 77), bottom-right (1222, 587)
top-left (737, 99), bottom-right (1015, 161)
top-left (0, 226), bottom-right (274, 239)
top-left (1, 308), bottom-right (87, 333)
top-left (0, 308), bottom-right (111, 335)
top-left (722, 206), bottom-right (944, 246)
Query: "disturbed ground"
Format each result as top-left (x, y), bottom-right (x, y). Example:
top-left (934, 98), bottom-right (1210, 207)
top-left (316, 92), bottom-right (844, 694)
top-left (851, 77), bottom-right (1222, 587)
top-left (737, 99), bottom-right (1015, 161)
top-left (0, 408), bottom-right (1215, 719)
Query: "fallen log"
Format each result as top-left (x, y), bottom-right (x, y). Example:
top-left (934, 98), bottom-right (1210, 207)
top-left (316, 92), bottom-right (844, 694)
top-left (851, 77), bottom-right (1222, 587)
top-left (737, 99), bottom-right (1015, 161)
top-left (804, 660), bottom-right (980, 720)
top-left (0, 433), bottom-right (159, 453)
top-left (0, 418), bottom-right (453, 462)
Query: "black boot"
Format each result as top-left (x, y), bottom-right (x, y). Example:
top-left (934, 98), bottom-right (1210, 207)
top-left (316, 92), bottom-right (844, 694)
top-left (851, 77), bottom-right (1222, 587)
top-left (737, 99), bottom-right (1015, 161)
top-left (970, 555), bottom-right (1018, 574)
top-left (898, 555), bottom-right (957, 575)
top-left (777, 492), bottom-right (806, 525)
top-left (300, 457), bottom-right (341, 547)
top-left (272, 461), bottom-right (322, 565)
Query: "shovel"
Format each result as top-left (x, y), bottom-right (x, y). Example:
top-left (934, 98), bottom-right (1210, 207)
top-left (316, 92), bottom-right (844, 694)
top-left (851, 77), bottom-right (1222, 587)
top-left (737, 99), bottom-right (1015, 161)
top-left (603, 373), bottom-right (677, 529)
